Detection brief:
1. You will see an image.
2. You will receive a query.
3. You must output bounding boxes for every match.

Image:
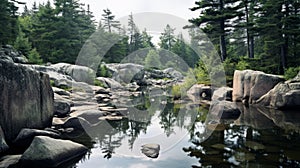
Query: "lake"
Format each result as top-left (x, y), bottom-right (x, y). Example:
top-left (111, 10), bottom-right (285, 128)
top-left (68, 90), bottom-right (300, 168)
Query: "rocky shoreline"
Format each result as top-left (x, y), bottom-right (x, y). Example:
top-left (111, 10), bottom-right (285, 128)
top-left (0, 45), bottom-right (299, 167)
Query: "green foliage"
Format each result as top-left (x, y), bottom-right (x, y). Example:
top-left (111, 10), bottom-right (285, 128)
top-left (171, 84), bottom-right (186, 100)
top-left (97, 64), bottom-right (112, 77)
top-left (13, 30), bottom-right (31, 56)
top-left (159, 24), bottom-right (176, 50)
top-left (236, 59), bottom-right (250, 70)
top-left (50, 80), bottom-right (55, 87)
top-left (145, 49), bottom-right (161, 69)
top-left (193, 61), bottom-right (210, 85)
top-left (284, 67), bottom-right (300, 80)
top-left (27, 48), bottom-right (43, 64)
top-left (94, 79), bottom-right (106, 87)
top-left (0, 0), bottom-right (19, 45)
top-left (171, 69), bottom-right (197, 99)
top-left (101, 8), bottom-right (120, 33)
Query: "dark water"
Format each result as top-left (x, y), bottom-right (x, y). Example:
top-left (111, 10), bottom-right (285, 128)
top-left (69, 93), bottom-right (300, 168)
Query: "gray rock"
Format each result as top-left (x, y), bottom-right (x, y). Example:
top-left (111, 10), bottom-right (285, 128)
top-left (52, 87), bottom-right (70, 96)
top-left (0, 60), bottom-right (54, 142)
top-left (13, 128), bottom-right (60, 149)
top-left (0, 126), bottom-right (9, 154)
top-left (94, 86), bottom-right (110, 94)
top-left (256, 75), bottom-right (300, 109)
top-left (232, 70), bottom-right (284, 104)
top-left (0, 45), bottom-right (28, 63)
top-left (187, 84), bottom-right (212, 102)
top-left (210, 101), bottom-right (241, 119)
top-left (0, 155), bottom-right (21, 168)
top-left (106, 63), bottom-right (145, 83)
top-left (141, 144), bottom-right (160, 158)
top-left (70, 110), bottom-right (105, 124)
top-left (62, 117), bottom-right (92, 131)
top-left (54, 94), bottom-right (71, 117)
top-left (51, 63), bottom-right (95, 84)
top-left (96, 77), bottom-right (123, 89)
top-left (212, 87), bottom-right (233, 101)
top-left (20, 136), bottom-right (88, 167)
top-left (162, 68), bottom-right (183, 80)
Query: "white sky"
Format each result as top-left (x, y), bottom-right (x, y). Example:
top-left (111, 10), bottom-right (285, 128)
top-left (21, 0), bottom-right (199, 22)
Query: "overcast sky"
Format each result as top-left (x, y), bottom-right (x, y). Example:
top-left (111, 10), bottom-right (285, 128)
top-left (21, 0), bottom-right (199, 22)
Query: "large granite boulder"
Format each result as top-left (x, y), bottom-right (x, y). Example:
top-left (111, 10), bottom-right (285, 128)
top-left (12, 128), bottom-right (60, 150)
top-left (256, 71), bottom-right (300, 109)
top-left (106, 63), bottom-right (145, 83)
top-left (51, 63), bottom-right (95, 83)
top-left (232, 70), bottom-right (284, 104)
top-left (0, 45), bottom-right (28, 64)
top-left (0, 60), bottom-right (53, 142)
top-left (19, 136), bottom-right (88, 167)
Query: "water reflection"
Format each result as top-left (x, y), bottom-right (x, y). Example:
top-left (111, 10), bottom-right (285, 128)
top-left (72, 92), bottom-right (300, 168)
top-left (185, 104), bottom-right (300, 167)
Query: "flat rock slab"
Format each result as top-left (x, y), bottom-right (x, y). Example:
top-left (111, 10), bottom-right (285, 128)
top-left (20, 136), bottom-right (88, 168)
top-left (141, 144), bottom-right (160, 158)
top-left (0, 155), bottom-right (21, 168)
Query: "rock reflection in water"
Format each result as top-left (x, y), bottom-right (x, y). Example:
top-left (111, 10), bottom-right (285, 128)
top-left (184, 104), bottom-right (300, 167)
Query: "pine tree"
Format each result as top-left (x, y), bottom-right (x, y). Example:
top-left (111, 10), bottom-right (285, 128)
top-left (13, 29), bottom-right (31, 56)
top-left (0, 0), bottom-right (19, 45)
top-left (159, 24), bottom-right (176, 50)
top-left (189, 0), bottom-right (244, 61)
top-left (141, 29), bottom-right (154, 48)
top-left (145, 49), bottom-right (161, 69)
top-left (101, 9), bottom-right (120, 33)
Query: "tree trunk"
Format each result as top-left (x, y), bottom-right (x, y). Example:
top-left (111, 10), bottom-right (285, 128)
top-left (219, 0), bottom-right (227, 61)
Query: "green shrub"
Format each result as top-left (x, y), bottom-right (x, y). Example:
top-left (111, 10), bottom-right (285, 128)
top-left (94, 79), bottom-right (106, 87)
top-left (28, 48), bottom-right (43, 64)
top-left (236, 60), bottom-right (250, 70)
top-left (284, 67), bottom-right (300, 80)
top-left (172, 84), bottom-right (186, 99)
top-left (97, 64), bottom-right (112, 77)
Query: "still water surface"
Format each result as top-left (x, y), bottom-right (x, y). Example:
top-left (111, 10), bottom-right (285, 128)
top-left (72, 93), bottom-right (300, 168)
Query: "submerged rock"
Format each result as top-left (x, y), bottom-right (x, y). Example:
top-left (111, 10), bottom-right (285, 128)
top-left (0, 59), bottom-right (54, 142)
top-left (210, 101), bottom-right (241, 120)
top-left (141, 144), bottom-right (160, 158)
top-left (245, 141), bottom-right (265, 151)
top-left (20, 136), bottom-right (88, 168)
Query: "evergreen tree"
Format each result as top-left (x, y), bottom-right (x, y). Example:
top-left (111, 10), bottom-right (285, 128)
top-left (101, 8), bottom-right (120, 33)
top-left (28, 48), bottom-right (43, 64)
top-left (189, 0), bottom-right (244, 61)
top-left (0, 0), bottom-right (19, 45)
top-left (141, 29), bottom-right (154, 48)
top-left (127, 13), bottom-right (143, 52)
top-left (145, 49), bottom-right (161, 69)
top-left (13, 29), bottom-right (31, 56)
top-left (31, 1), bottom-right (56, 62)
top-left (159, 24), bottom-right (176, 50)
